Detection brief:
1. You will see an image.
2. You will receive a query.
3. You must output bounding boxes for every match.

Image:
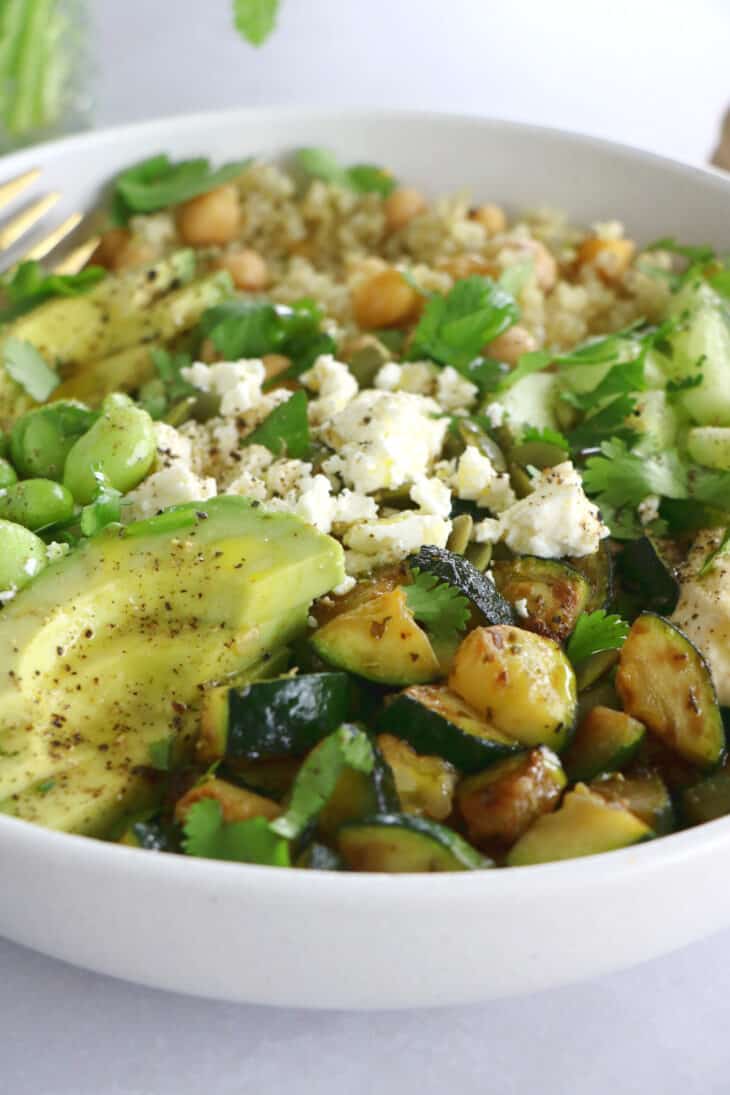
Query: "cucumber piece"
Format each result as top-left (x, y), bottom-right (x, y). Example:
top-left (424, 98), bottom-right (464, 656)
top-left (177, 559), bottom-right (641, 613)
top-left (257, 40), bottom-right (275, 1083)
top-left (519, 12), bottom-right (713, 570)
top-left (311, 587), bottom-right (440, 686)
top-left (589, 770), bottom-right (674, 835)
top-left (683, 769), bottom-right (730, 825)
top-left (663, 291), bottom-right (730, 425)
top-left (628, 390), bottom-right (678, 455)
top-left (506, 785), bottom-right (654, 866)
top-left (498, 372), bottom-right (560, 432)
top-left (449, 626), bottom-right (578, 752)
top-left (616, 613), bottom-right (725, 769)
top-left (492, 556), bottom-right (590, 643)
top-left (407, 545), bottom-right (516, 626)
top-left (455, 747), bottom-right (566, 852)
top-left (567, 542), bottom-right (613, 613)
top-left (375, 685), bottom-right (521, 773)
top-left (338, 812), bottom-right (491, 872)
top-left (198, 672), bottom-right (352, 763)
top-left (686, 426), bottom-right (730, 470)
top-left (562, 705), bottom-right (645, 782)
top-left (317, 741), bottom-right (399, 841)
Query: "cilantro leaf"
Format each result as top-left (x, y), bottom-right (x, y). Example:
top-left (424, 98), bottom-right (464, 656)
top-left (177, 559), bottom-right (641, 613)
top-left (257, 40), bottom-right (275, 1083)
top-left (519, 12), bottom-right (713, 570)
top-left (409, 276), bottom-right (519, 375)
top-left (0, 261), bottom-right (105, 322)
top-left (111, 154), bottom-right (250, 222)
top-left (244, 389), bottom-right (310, 459)
top-left (582, 439), bottom-right (688, 508)
top-left (405, 569), bottom-right (471, 645)
top-left (566, 610), bottom-right (630, 665)
top-left (666, 372), bottom-right (704, 398)
top-left (182, 798), bottom-right (290, 865)
top-left (200, 298), bottom-right (335, 378)
top-left (645, 237), bottom-right (716, 265)
top-left (566, 393), bottom-right (638, 451)
top-left (233, 0), bottom-right (280, 45)
top-left (147, 737), bottom-right (174, 772)
top-left (499, 321), bottom-right (648, 393)
top-left (270, 725), bottom-right (374, 840)
top-left (295, 149), bottom-right (396, 196)
top-left (151, 348), bottom-right (196, 403)
top-left (521, 425), bottom-right (570, 452)
top-left (2, 336), bottom-right (59, 401)
top-left (700, 528), bottom-right (730, 576)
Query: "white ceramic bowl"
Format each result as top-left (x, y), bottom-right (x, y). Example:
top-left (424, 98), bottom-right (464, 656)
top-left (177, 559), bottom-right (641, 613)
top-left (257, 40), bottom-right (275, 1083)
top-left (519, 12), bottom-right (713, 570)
top-left (2, 109), bottom-right (730, 1010)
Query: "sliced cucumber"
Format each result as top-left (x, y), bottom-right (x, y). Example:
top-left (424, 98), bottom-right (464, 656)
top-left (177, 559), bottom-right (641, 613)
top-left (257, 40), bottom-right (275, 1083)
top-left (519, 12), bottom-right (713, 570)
top-left (407, 545), bottom-right (516, 626)
top-left (562, 705), bottom-right (645, 782)
top-left (664, 289), bottom-right (730, 425)
top-left (616, 613), bottom-right (725, 769)
top-left (686, 426), bottom-right (730, 471)
top-left (338, 812), bottom-right (491, 872)
top-left (589, 770), bottom-right (674, 835)
top-left (455, 747), bottom-right (566, 852)
top-left (376, 685), bottom-right (520, 773)
top-left (492, 556), bottom-right (590, 643)
top-left (628, 390), bottom-right (678, 455)
top-left (506, 786), bottom-right (654, 866)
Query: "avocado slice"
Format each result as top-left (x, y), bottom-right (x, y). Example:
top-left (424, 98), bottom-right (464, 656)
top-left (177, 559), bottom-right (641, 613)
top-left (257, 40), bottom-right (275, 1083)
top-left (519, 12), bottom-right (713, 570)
top-left (0, 496), bottom-right (344, 836)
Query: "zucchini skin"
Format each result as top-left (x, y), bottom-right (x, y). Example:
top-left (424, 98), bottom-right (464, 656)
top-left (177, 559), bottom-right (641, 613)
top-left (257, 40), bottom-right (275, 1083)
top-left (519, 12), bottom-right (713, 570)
top-left (562, 706), bottom-right (646, 783)
top-left (617, 538), bottom-right (679, 616)
top-left (567, 542), bottom-right (613, 613)
top-left (337, 812), bottom-right (491, 872)
top-left (407, 545), bottom-right (516, 626)
top-left (492, 556), bottom-right (590, 643)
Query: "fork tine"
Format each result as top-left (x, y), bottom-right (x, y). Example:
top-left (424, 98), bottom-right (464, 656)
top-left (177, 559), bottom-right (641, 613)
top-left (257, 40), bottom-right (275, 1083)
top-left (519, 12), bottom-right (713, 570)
top-left (52, 234), bottom-right (101, 275)
top-left (23, 212), bottom-right (84, 261)
top-left (0, 168), bottom-right (41, 211)
top-left (0, 192), bottom-right (60, 251)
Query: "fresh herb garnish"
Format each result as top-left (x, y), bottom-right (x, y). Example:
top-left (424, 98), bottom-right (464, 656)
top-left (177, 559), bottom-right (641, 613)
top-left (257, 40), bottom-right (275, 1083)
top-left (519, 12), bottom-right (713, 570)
top-left (666, 372), bottom-right (704, 398)
top-left (182, 798), bottom-right (290, 865)
top-left (296, 149), bottom-right (396, 196)
top-left (111, 154), bottom-right (250, 223)
top-left (0, 261), bottom-right (105, 322)
top-left (405, 568), bottom-right (471, 645)
top-left (147, 737), bottom-right (174, 772)
top-left (2, 337), bottom-right (59, 401)
top-left (150, 348), bottom-right (197, 407)
top-left (583, 438), bottom-right (688, 508)
top-left (233, 0), bottom-right (280, 44)
top-left (200, 298), bottom-right (335, 379)
top-left (645, 237), bottom-right (716, 265)
top-left (244, 389), bottom-right (310, 459)
top-left (270, 725), bottom-right (374, 840)
top-left (566, 393), bottom-right (639, 452)
top-left (521, 425), bottom-right (570, 452)
top-left (567, 610), bottom-right (630, 665)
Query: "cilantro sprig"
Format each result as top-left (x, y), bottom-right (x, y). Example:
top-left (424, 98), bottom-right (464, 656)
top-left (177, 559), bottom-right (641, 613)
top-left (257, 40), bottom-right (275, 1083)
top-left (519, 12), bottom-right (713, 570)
top-left (0, 261), bottom-right (105, 323)
top-left (111, 154), bottom-right (250, 223)
top-left (295, 149), bottom-right (396, 196)
top-left (200, 298), bottom-right (334, 379)
top-left (566, 610), bottom-right (630, 666)
top-left (244, 389), bottom-right (310, 459)
top-left (182, 799), bottom-right (290, 866)
top-left (405, 569), bottom-right (471, 646)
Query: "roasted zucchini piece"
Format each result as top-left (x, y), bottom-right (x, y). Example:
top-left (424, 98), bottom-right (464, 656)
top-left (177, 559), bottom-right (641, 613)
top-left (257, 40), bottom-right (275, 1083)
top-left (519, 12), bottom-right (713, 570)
top-left (682, 769), bottom-right (730, 826)
top-left (296, 842), bottom-right (343, 870)
top-left (119, 817), bottom-right (177, 852)
top-left (407, 545), bottom-right (516, 626)
top-left (338, 812), bottom-right (491, 872)
top-left (375, 685), bottom-right (521, 773)
top-left (316, 739), bottom-right (399, 841)
top-left (506, 785), bottom-right (654, 866)
top-left (562, 706), bottom-right (646, 782)
top-left (492, 556), bottom-right (590, 643)
top-left (616, 613), bottom-right (725, 769)
top-left (223, 757), bottom-right (301, 801)
top-left (455, 747), bottom-right (566, 853)
top-left (198, 672), bottom-right (352, 763)
top-left (376, 733), bottom-right (458, 820)
top-left (449, 626), bottom-right (577, 752)
top-left (311, 587), bottom-right (440, 686)
top-left (575, 649), bottom-right (619, 692)
top-left (566, 541), bottom-right (613, 613)
top-left (174, 778), bottom-right (281, 824)
top-left (616, 537), bottom-right (679, 616)
top-left (589, 770), bottom-right (674, 834)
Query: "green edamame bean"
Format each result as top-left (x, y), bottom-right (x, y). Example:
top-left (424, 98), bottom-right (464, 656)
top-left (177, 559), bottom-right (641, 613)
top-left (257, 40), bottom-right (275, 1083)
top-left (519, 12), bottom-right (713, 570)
top-left (10, 401), bottom-right (98, 481)
top-left (0, 519), bottom-right (46, 595)
top-left (0, 428), bottom-right (7, 458)
top-left (63, 393), bottom-right (156, 504)
top-left (0, 457), bottom-right (17, 489)
top-left (0, 479), bottom-right (75, 531)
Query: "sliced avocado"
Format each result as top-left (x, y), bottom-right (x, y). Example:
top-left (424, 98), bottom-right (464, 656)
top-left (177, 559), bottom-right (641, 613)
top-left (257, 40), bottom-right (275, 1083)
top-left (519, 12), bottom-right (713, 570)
top-left (0, 497), bottom-right (344, 835)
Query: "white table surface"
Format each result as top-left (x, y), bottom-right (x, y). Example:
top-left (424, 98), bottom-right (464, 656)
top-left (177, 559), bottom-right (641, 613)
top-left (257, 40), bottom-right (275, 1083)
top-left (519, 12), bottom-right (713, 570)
top-left (6, 2), bottom-right (730, 1091)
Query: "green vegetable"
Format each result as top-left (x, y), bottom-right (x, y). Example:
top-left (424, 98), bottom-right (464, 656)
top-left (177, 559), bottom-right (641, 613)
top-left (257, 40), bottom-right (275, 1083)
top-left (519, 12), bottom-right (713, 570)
top-left (0, 518), bottom-right (46, 594)
top-left (405, 568), bottom-right (470, 647)
top-left (296, 149), bottom-right (396, 196)
top-left (0, 478), bottom-right (74, 531)
top-left (2, 336), bottom-right (59, 401)
top-left (408, 276), bottom-right (519, 374)
top-left (0, 0), bottom-right (71, 138)
top-left (338, 813), bottom-right (490, 872)
top-left (78, 473), bottom-right (123, 537)
top-left (0, 261), bottom-right (105, 323)
top-left (491, 556), bottom-right (590, 644)
top-left (700, 528), bottom-right (730, 576)
top-left (233, 0), bottom-right (280, 45)
top-left (201, 298), bottom-right (334, 378)
top-left (521, 425), bottom-right (570, 452)
top-left (244, 389), bottom-right (310, 459)
top-left (582, 438), bottom-right (687, 536)
top-left (270, 724), bottom-right (375, 840)
top-left (63, 393), bottom-right (156, 504)
top-left (406, 544), bottom-right (516, 627)
top-left (566, 610), bottom-right (629, 666)
top-left (111, 154), bottom-right (250, 223)
top-left (10, 401), bottom-right (98, 481)
top-left (147, 737), bottom-right (174, 772)
top-left (0, 457), bottom-right (16, 488)
top-left (182, 798), bottom-right (290, 866)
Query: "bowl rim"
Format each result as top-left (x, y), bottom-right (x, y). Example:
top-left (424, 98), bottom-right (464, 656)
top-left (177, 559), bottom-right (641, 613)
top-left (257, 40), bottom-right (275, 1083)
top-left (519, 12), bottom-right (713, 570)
top-left (2, 103), bottom-right (730, 894)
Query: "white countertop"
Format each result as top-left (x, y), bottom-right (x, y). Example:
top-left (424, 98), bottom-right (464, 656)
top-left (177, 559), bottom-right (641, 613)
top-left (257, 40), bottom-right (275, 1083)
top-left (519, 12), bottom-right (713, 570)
top-left (5, 2), bottom-right (730, 1091)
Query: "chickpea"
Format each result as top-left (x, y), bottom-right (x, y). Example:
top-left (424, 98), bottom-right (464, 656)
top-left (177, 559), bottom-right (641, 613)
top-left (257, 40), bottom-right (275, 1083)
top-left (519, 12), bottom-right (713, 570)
top-left (219, 247), bottom-right (269, 291)
top-left (384, 186), bottom-right (427, 232)
top-left (176, 184), bottom-right (241, 246)
top-left (262, 353), bottom-right (291, 382)
top-left (92, 229), bottom-right (155, 272)
top-left (471, 203), bottom-right (507, 236)
top-left (577, 237), bottom-right (636, 283)
top-left (352, 268), bottom-right (420, 330)
top-left (485, 324), bottom-right (537, 367)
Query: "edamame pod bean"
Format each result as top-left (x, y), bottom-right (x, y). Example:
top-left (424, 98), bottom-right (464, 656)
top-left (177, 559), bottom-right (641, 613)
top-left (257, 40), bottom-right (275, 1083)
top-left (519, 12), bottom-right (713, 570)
top-left (10, 401), bottom-right (97, 481)
top-left (63, 393), bottom-right (156, 504)
top-left (0, 519), bottom-right (46, 595)
top-left (0, 457), bottom-right (17, 488)
top-left (0, 479), bottom-right (75, 531)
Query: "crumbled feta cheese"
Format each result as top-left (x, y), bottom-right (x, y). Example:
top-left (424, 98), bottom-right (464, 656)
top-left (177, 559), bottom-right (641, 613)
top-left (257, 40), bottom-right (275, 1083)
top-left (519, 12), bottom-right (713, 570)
top-left (332, 575), bottom-right (357, 596)
top-left (181, 359), bottom-right (266, 416)
top-left (321, 390), bottom-right (448, 494)
top-left (124, 465), bottom-right (217, 521)
top-left (265, 473), bottom-right (336, 534)
top-left (410, 477), bottom-right (452, 519)
top-left (514, 597), bottom-right (529, 618)
top-left (373, 362), bottom-right (402, 391)
top-left (300, 354), bottom-right (358, 425)
top-left (344, 511), bottom-right (451, 574)
top-left (435, 366), bottom-right (478, 412)
top-left (331, 490), bottom-right (378, 526)
top-left (473, 517), bottom-right (501, 544)
top-left (374, 361), bottom-right (436, 396)
top-left (265, 459), bottom-right (314, 497)
top-left (484, 401), bottom-right (506, 428)
top-left (453, 447), bottom-right (516, 513)
top-left (153, 421), bottom-right (193, 470)
top-left (46, 541), bottom-right (69, 562)
top-left (498, 461), bottom-right (608, 558)
top-left (638, 494), bottom-right (661, 526)
top-left (307, 614), bottom-right (318, 629)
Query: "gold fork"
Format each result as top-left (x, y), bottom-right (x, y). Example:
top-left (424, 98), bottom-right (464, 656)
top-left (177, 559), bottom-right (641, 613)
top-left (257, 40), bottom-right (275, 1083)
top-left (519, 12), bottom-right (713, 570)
top-left (0, 168), bottom-right (100, 276)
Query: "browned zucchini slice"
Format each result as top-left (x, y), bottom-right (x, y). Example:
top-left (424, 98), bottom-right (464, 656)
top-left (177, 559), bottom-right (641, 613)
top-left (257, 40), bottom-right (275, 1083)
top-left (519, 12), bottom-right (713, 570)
top-left (567, 541), bottom-right (613, 612)
top-left (683, 768), bottom-right (730, 826)
top-left (562, 705), bottom-right (645, 782)
top-left (492, 556), bottom-right (590, 643)
top-left (376, 733), bottom-right (457, 820)
top-left (338, 813), bottom-right (490, 872)
top-left (589, 770), bottom-right (674, 834)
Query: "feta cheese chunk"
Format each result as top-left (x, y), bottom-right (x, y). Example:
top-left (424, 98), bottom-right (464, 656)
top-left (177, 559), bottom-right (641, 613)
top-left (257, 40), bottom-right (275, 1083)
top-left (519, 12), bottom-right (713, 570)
top-left (498, 461), bottom-right (608, 558)
top-left (374, 361), bottom-right (436, 396)
top-left (410, 477), bottom-right (452, 519)
top-left (453, 447), bottom-right (516, 513)
top-left (300, 354), bottom-right (358, 425)
top-left (153, 422), bottom-right (193, 470)
top-left (435, 366), bottom-right (478, 412)
top-left (672, 530), bottom-right (730, 705)
top-left (124, 465), bottom-right (217, 521)
top-left (181, 359), bottom-right (266, 416)
top-left (344, 511), bottom-right (451, 574)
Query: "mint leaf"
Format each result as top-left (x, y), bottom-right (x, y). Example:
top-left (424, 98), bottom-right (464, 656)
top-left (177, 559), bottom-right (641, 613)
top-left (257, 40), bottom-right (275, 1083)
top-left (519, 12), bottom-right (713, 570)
top-left (233, 0), bottom-right (280, 44)
top-left (270, 725), bottom-right (374, 840)
top-left (148, 737), bottom-right (174, 772)
top-left (182, 798), bottom-right (290, 865)
top-left (296, 149), bottom-right (396, 196)
top-left (112, 154), bottom-right (250, 222)
top-left (567, 610), bottom-right (630, 665)
top-left (0, 261), bottom-right (105, 322)
top-left (2, 337), bottom-right (59, 401)
top-left (405, 569), bottom-right (471, 645)
top-left (409, 276), bottom-right (519, 373)
top-left (244, 389), bottom-right (310, 458)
